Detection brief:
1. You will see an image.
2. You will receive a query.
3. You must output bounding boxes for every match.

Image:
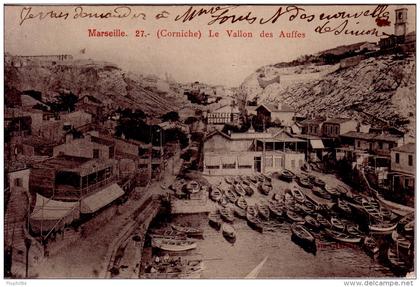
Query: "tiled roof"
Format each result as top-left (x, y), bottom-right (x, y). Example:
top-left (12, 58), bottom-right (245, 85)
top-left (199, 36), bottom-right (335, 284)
top-left (392, 143), bottom-right (415, 153)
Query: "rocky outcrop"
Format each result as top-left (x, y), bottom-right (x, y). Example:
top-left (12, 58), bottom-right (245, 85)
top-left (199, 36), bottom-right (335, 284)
top-left (5, 59), bottom-right (188, 116)
top-left (241, 55), bottom-right (415, 136)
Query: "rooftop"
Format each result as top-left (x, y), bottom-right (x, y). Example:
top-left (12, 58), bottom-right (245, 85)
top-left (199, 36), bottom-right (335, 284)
top-left (341, 131), bottom-right (377, 140)
top-left (324, 118), bottom-right (354, 124)
top-left (300, 118), bottom-right (324, 125)
top-left (392, 143), bottom-right (415, 153)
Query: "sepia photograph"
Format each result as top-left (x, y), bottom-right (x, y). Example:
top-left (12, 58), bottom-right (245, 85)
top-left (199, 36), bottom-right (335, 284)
top-left (3, 3), bottom-right (416, 281)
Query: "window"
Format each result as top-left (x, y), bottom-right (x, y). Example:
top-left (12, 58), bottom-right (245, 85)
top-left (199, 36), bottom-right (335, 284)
top-left (206, 165), bottom-right (220, 170)
top-left (93, 149), bottom-right (100, 159)
top-left (379, 142), bottom-right (383, 149)
top-left (398, 12), bottom-right (403, 20)
top-left (314, 127), bottom-right (318, 134)
top-left (14, 178), bottom-right (22, 187)
top-left (238, 164), bottom-right (252, 169)
top-left (222, 163), bottom-right (236, 169)
top-left (335, 126), bottom-right (339, 134)
top-left (109, 146), bottom-right (114, 158)
top-left (274, 157), bottom-right (283, 168)
top-left (357, 141), bottom-right (361, 148)
top-left (408, 155), bottom-right (413, 166)
top-left (395, 153), bottom-right (400, 164)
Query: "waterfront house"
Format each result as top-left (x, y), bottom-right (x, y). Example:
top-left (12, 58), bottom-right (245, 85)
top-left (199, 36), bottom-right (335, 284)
top-left (207, 104), bottom-right (240, 125)
top-left (389, 143), bottom-right (415, 193)
top-left (301, 118), bottom-right (324, 137)
top-left (202, 129), bottom-right (306, 175)
top-left (256, 103), bottom-right (295, 127)
top-left (322, 118), bottom-right (358, 138)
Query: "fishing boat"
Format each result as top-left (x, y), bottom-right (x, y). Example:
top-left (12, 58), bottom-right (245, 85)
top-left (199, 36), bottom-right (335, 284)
top-left (234, 184), bottom-right (246, 197)
top-left (387, 245), bottom-right (410, 271)
top-left (295, 203), bottom-right (313, 215)
top-left (303, 200), bottom-right (317, 212)
top-left (337, 199), bottom-right (353, 215)
top-left (304, 215), bottom-right (320, 230)
top-left (246, 213), bottom-right (264, 233)
top-left (141, 258), bottom-right (204, 279)
top-left (249, 175), bottom-right (259, 184)
top-left (256, 174), bottom-right (266, 182)
top-left (369, 221), bottom-right (397, 233)
top-left (186, 181), bottom-right (200, 194)
top-left (151, 238), bottom-right (197, 252)
top-left (233, 206), bottom-right (247, 219)
top-left (324, 229), bottom-right (361, 243)
top-left (259, 182), bottom-right (272, 195)
top-left (234, 176), bottom-right (242, 184)
top-left (220, 207), bottom-right (235, 223)
top-left (284, 191), bottom-right (294, 202)
top-left (225, 177), bottom-right (234, 185)
top-left (272, 192), bottom-right (283, 202)
top-left (335, 185), bottom-right (349, 196)
top-left (208, 213), bottom-right (222, 230)
top-left (257, 201), bottom-right (270, 220)
top-left (330, 217), bottom-right (345, 231)
top-left (398, 212), bottom-right (414, 229)
top-left (363, 236), bottom-right (379, 255)
top-left (297, 176), bottom-right (313, 189)
top-left (210, 188), bottom-right (223, 202)
top-left (219, 196), bottom-right (229, 207)
top-left (149, 229), bottom-right (187, 240)
top-left (324, 185), bottom-right (340, 197)
top-left (171, 224), bottom-right (204, 237)
top-left (348, 194), bottom-right (364, 206)
top-left (222, 223), bottom-right (236, 242)
top-left (391, 230), bottom-right (412, 249)
top-left (242, 179), bottom-right (251, 186)
top-left (316, 214), bottom-right (332, 229)
top-left (236, 196), bottom-right (248, 210)
top-left (201, 185), bottom-right (210, 194)
top-left (312, 187), bottom-right (332, 200)
top-left (404, 220), bottom-right (414, 234)
top-left (312, 177), bottom-right (326, 188)
top-left (286, 210), bottom-right (305, 224)
top-left (291, 223), bottom-right (315, 245)
top-left (243, 185), bottom-right (254, 196)
top-left (268, 200), bottom-right (284, 219)
top-left (279, 169), bottom-right (295, 182)
top-left (362, 198), bottom-right (382, 222)
top-left (247, 205), bottom-right (259, 218)
top-left (291, 188), bottom-right (306, 203)
top-left (346, 224), bottom-right (363, 237)
top-left (380, 207), bottom-right (395, 221)
top-left (226, 187), bottom-right (238, 203)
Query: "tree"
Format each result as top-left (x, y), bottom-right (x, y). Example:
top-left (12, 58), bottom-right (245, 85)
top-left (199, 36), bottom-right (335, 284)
top-left (161, 111), bottom-right (179, 122)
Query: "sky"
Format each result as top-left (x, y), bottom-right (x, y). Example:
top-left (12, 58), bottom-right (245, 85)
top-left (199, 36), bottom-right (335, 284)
top-left (4, 4), bottom-right (416, 87)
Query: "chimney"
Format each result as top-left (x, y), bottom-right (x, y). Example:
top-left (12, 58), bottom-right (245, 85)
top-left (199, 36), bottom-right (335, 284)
top-left (277, 103), bottom-right (282, 110)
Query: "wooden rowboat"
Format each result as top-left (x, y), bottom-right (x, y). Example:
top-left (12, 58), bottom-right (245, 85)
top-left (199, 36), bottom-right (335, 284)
top-left (225, 177), bottom-right (234, 185)
top-left (208, 212), bottom-right (222, 230)
top-left (337, 199), bottom-right (352, 215)
top-left (210, 188), bottom-right (223, 202)
top-left (247, 205), bottom-right (259, 218)
top-left (305, 215), bottom-right (320, 230)
top-left (236, 196), bottom-right (248, 210)
top-left (286, 210), bottom-right (305, 224)
top-left (291, 188), bottom-right (306, 203)
top-left (220, 207), bottom-right (235, 223)
top-left (151, 238), bottom-right (197, 252)
top-left (219, 196), bottom-right (229, 207)
top-left (259, 182), bottom-right (272, 195)
top-left (324, 185), bottom-right (340, 197)
top-left (369, 221), bottom-right (397, 233)
top-left (246, 213), bottom-right (264, 233)
top-left (291, 223), bottom-right (315, 245)
top-left (243, 185), bottom-right (254, 196)
top-left (171, 224), bottom-right (203, 237)
top-left (316, 214), bottom-right (332, 229)
top-left (387, 245), bottom-right (410, 271)
top-left (391, 230), bottom-right (412, 249)
top-left (233, 206), bottom-right (247, 219)
top-left (222, 223), bottom-right (236, 242)
top-left (257, 201), bottom-right (270, 220)
top-left (226, 187), bottom-right (238, 203)
top-left (363, 236), bottom-right (379, 255)
top-left (330, 217), bottom-right (345, 231)
top-left (324, 228), bottom-right (361, 243)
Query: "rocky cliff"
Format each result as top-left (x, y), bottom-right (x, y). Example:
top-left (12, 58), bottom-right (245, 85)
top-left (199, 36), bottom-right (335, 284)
top-left (5, 59), bottom-right (189, 115)
top-left (241, 54), bottom-right (416, 136)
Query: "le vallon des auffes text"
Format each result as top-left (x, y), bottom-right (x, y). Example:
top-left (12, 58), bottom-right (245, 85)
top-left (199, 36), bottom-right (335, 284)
top-left (87, 28), bottom-right (306, 39)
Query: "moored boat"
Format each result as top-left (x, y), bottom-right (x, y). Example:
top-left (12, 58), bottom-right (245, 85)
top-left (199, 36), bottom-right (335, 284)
top-left (236, 196), bottom-right (248, 210)
top-left (149, 229), bottom-right (187, 240)
top-left (234, 184), bottom-right (246, 197)
top-left (286, 210), bottom-right (305, 224)
top-left (151, 238), bottom-right (197, 252)
top-left (208, 212), bottom-right (222, 230)
top-left (304, 215), bottom-right (321, 230)
top-left (291, 188), bottom-right (306, 203)
top-left (259, 182), bottom-right (272, 195)
top-left (297, 176), bottom-right (313, 189)
top-left (222, 223), bottom-right (236, 242)
top-left (257, 201), bottom-right (270, 220)
top-left (324, 228), bottom-right (362, 243)
top-left (141, 257), bottom-right (204, 279)
top-left (387, 245), bottom-right (410, 271)
top-left (312, 187), bottom-right (332, 200)
top-left (279, 169), bottom-right (295, 182)
top-left (210, 188), bottom-right (223, 202)
top-left (220, 207), bottom-right (235, 223)
top-left (246, 213), bottom-right (264, 233)
top-left (362, 198), bottom-right (382, 222)
top-left (247, 205), bottom-right (259, 217)
top-left (316, 214), bottom-right (332, 229)
top-left (268, 200), bottom-right (284, 219)
top-left (337, 199), bottom-right (353, 215)
top-left (369, 221), bottom-right (397, 233)
top-left (312, 177), bottom-right (326, 188)
top-left (226, 187), bottom-right (238, 203)
top-left (404, 220), bottom-right (414, 234)
top-left (330, 217), bottom-right (345, 231)
top-left (233, 206), bottom-right (247, 219)
top-left (243, 185), bottom-right (254, 196)
top-left (391, 230), bottom-right (412, 249)
top-left (171, 224), bottom-right (204, 237)
top-left (225, 177), bottom-right (234, 185)
top-left (272, 192), bottom-right (283, 202)
top-left (291, 223), bottom-right (315, 245)
top-left (346, 223), bottom-right (363, 237)
top-left (324, 185), bottom-right (340, 197)
top-left (219, 196), bottom-right (229, 207)
top-left (363, 236), bottom-right (379, 255)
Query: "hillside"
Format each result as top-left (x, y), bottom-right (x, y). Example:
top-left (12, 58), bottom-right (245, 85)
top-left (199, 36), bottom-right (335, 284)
top-left (241, 54), bottom-right (416, 136)
top-left (5, 59), bottom-right (189, 116)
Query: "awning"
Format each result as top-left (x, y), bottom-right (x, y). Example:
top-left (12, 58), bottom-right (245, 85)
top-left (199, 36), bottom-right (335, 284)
top-left (221, 156), bottom-right (237, 165)
top-left (80, 183), bottom-right (124, 214)
top-left (30, 193), bottom-right (79, 233)
top-left (238, 156), bottom-right (253, 166)
top-left (310, 139), bottom-right (325, 149)
top-left (205, 156), bottom-right (221, 166)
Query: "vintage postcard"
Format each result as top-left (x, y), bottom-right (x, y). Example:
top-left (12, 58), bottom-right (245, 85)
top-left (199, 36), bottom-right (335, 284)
top-left (3, 3), bottom-right (416, 281)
